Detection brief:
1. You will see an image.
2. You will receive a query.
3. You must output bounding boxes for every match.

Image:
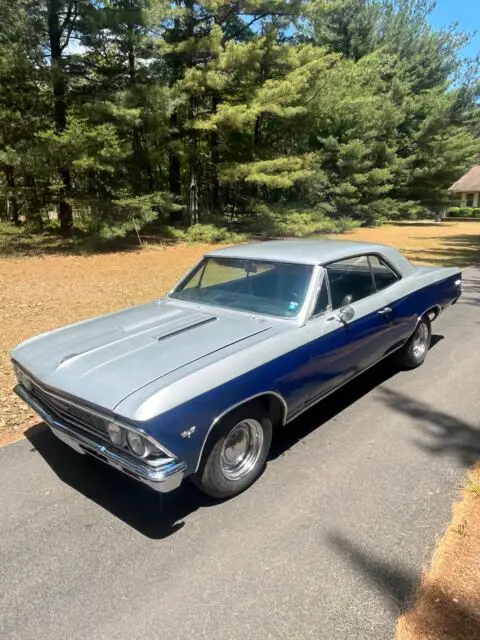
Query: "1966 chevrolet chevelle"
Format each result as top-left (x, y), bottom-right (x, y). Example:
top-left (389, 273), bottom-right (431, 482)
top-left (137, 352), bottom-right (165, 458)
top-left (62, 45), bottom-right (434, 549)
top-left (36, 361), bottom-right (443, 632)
top-left (11, 240), bottom-right (462, 499)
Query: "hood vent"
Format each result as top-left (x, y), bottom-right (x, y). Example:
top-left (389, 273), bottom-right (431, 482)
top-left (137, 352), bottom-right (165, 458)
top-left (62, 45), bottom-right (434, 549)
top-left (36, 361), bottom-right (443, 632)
top-left (154, 315), bottom-right (217, 343)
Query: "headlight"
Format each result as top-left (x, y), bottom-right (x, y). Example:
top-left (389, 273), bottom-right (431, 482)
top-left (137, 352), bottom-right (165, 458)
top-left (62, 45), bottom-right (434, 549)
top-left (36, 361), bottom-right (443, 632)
top-left (126, 431), bottom-right (147, 457)
top-left (107, 422), bottom-right (124, 447)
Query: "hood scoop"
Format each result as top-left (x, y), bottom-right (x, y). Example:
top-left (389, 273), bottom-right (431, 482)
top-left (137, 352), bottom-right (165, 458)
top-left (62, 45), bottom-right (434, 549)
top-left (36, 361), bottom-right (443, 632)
top-left (153, 315), bottom-right (217, 343)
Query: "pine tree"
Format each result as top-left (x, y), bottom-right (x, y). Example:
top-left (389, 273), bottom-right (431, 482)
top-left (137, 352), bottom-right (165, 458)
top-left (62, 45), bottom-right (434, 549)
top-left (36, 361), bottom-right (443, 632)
top-left (0, 0), bottom-right (478, 236)
top-left (0, 0), bottom-right (48, 227)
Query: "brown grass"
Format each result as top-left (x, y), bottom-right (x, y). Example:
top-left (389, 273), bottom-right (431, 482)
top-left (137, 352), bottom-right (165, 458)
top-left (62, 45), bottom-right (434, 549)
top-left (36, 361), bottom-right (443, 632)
top-left (337, 220), bottom-right (480, 267)
top-left (396, 466), bottom-right (480, 640)
top-left (1, 220), bottom-right (480, 444)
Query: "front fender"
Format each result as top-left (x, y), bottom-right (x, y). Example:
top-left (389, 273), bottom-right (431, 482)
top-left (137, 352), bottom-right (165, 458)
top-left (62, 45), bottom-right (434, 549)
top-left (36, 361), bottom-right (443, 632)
top-left (135, 376), bottom-right (288, 474)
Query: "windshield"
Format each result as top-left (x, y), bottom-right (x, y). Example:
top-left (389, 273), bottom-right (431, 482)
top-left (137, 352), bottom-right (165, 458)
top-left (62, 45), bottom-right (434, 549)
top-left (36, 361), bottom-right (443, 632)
top-left (170, 257), bottom-right (314, 318)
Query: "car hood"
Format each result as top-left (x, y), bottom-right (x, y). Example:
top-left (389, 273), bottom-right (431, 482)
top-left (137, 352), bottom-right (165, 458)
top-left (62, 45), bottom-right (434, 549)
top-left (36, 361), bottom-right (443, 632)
top-left (11, 299), bottom-right (279, 412)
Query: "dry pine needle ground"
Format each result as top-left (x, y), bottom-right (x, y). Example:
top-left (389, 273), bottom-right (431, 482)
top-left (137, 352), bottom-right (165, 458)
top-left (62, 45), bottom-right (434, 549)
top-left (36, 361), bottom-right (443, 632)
top-left (397, 466), bottom-right (480, 640)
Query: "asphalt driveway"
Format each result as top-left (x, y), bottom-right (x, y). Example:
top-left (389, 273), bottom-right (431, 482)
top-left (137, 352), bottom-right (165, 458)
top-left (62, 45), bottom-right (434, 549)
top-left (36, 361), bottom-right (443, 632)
top-left (1, 268), bottom-right (480, 640)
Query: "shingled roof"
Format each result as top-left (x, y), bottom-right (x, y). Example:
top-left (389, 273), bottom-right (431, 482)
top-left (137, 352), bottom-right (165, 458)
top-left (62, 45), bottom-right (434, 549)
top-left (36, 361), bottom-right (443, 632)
top-left (449, 166), bottom-right (480, 192)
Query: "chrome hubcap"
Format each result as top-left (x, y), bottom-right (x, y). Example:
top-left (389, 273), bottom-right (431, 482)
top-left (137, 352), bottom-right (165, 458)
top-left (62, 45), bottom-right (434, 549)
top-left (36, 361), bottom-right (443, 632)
top-left (220, 419), bottom-right (264, 481)
top-left (412, 323), bottom-right (429, 359)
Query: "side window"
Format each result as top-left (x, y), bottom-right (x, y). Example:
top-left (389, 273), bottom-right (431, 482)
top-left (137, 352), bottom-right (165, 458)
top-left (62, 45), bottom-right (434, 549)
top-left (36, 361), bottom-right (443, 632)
top-left (326, 255), bottom-right (375, 310)
top-left (313, 277), bottom-right (330, 316)
top-left (369, 255), bottom-right (399, 291)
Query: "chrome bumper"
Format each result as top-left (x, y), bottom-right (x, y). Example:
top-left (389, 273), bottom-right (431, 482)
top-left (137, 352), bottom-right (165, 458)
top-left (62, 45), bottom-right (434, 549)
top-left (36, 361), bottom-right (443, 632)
top-left (15, 385), bottom-right (187, 493)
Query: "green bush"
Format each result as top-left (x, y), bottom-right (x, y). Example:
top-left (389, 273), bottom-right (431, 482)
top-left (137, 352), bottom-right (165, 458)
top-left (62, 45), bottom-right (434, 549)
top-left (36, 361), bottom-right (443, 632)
top-left (447, 207), bottom-right (480, 218)
top-left (395, 202), bottom-right (430, 220)
top-left (333, 216), bottom-right (361, 233)
top-left (245, 204), bottom-right (360, 237)
top-left (272, 212), bottom-right (337, 237)
top-left (182, 224), bottom-right (246, 243)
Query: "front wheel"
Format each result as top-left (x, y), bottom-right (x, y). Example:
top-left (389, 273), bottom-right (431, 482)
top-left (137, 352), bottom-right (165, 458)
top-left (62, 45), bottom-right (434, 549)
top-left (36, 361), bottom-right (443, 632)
top-left (193, 403), bottom-right (272, 499)
top-left (397, 317), bottom-right (432, 369)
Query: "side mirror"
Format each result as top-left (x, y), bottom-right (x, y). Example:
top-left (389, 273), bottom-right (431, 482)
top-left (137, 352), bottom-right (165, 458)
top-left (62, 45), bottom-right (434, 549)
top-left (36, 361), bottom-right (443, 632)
top-left (338, 295), bottom-right (355, 324)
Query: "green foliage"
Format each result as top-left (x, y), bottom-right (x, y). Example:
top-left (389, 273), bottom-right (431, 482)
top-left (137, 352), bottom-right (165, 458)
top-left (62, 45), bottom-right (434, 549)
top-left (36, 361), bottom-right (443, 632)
top-left (447, 207), bottom-right (480, 219)
top-left (0, 0), bottom-right (478, 244)
top-left (246, 204), bottom-right (360, 237)
top-left (166, 224), bottom-right (247, 243)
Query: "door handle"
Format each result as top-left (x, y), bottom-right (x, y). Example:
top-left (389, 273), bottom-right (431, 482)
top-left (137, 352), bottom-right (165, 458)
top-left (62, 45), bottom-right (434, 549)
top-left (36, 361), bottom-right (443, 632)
top-left (377, 306), bottom-right (392, 316)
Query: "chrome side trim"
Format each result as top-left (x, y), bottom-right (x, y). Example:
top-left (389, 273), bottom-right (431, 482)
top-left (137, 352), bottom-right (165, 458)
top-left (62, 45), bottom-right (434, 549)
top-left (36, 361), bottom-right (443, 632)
top-left (12, 361), bottom-right (177, 460)
top-left (321, 251), bottom-right (404, 280)
top-left (194, 391), bottom-right (288, 472)
top-left (15, 385), bottom-right (186, 493)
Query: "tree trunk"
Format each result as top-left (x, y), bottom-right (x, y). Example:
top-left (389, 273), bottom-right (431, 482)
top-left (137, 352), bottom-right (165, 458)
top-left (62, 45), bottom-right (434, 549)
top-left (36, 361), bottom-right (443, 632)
top-left (25, 172), bottom-right (43, 230)
top-left (169, 114), bottom-right (181, 194)
top-left (4, 165), bottom-right (20, 225)
top-left (48, 0), bottom-right (73, 235)
top-left (185, 0), bottom-right (198, 225)
top-left (168, 1), bottom-right (182, 221)
top-left (189, 163), bottom-right (199, 225)
top-left (168, 111), bottom-right (182, 223)
top-left (127, 22), bottom-right (155, 195)
top-left (210, 95), bottom-right (220, 215)
top-left (188, 97), bottom-right (199, 225)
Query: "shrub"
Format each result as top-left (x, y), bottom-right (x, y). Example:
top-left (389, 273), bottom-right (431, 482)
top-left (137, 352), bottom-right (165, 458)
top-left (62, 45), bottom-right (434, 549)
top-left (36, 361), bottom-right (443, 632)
top-left (395, 202), bottom-right (430, 220)
top-left (447, 207), bottom-right (461, 217)
top-left (333, 216), bottom-right (361, 233)
top-left (245, 204), bottom-right (360, 237)
top-left (272, 211), bottom-right (338, 237)
top-left (182, 224), bottom-right (246, 244)
top-left (447, 207), bottom-right (480, 218)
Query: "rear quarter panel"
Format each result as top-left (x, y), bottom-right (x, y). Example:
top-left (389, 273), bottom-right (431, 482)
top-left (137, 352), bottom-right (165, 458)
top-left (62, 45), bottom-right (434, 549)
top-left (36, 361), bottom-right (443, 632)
top-left (380, 266), bottom-right (461, 346)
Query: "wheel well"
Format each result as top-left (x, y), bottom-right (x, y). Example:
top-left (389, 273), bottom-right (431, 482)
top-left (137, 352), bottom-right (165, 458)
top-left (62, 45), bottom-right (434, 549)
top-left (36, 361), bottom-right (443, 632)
top-left (265, 394), bottom-right (287, 427)
top-left (214, 393), bottom-right (287, 430)
top-left (422, 305), bottom-right (441, 323)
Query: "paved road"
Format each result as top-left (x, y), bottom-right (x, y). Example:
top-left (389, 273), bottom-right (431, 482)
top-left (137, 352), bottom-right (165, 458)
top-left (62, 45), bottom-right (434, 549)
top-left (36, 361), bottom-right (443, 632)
top-left (2, 269), bottom-right (480, 640)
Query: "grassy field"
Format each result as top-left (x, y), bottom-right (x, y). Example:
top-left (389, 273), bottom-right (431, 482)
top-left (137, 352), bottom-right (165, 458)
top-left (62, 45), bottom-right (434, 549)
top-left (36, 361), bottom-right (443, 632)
top-left (1, 220), bottom-right (480, 443)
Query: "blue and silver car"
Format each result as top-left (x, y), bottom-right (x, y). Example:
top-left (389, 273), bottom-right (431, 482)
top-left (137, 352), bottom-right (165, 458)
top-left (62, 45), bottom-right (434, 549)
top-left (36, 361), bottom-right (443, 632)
top-left (11, 240), bottom-right (462, 499)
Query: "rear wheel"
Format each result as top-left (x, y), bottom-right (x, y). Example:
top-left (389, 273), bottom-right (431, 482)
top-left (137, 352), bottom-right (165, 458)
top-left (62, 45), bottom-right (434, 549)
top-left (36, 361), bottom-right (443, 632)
top-left (193, 403), bottom-right (272, 499)
top-left (397, 317), bottom-right (431, 369)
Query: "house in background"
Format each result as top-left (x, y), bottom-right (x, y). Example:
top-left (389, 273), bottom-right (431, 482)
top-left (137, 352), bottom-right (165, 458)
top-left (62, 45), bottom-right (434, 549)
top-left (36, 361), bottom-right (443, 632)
top-left (449, 165), bottom-right (480, 207)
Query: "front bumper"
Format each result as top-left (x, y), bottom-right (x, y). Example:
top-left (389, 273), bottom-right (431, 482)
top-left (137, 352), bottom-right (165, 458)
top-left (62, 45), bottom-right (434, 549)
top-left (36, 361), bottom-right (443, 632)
top-left (15, 384), bottom-right (187, 493)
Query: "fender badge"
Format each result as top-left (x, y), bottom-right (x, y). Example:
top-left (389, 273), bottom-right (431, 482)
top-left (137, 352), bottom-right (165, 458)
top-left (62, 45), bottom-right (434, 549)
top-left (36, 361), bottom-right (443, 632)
top-left (181, 426), bottom-right (196, 439)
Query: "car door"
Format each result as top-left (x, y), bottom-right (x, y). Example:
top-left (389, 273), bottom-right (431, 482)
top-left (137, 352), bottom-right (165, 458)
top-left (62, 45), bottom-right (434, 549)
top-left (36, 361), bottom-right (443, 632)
top-left (303, 254), bottom-right (397, 406)
top-left (368, 254), bottom-right (416, 348)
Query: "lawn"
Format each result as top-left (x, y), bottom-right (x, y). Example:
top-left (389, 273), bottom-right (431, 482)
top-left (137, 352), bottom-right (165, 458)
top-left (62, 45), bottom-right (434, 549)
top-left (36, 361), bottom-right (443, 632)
top-left (1, 220), bottom-right (480, 444)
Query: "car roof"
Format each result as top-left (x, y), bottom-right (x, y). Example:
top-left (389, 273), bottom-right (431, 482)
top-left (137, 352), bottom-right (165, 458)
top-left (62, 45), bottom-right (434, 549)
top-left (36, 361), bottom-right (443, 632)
top-left (206, 239), bottom-right (395, 266)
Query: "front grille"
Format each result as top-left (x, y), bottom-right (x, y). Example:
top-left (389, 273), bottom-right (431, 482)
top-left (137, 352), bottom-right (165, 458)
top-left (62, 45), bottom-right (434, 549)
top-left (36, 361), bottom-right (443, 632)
top-left (29, 382), bottom-right (110, 442)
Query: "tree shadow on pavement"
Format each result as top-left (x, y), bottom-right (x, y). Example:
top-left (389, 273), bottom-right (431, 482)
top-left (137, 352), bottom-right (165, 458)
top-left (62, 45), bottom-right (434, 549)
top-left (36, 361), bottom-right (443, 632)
top-left (406, 235), bottom-right (480, 267)
top-left (377, 387), bottom-right (480, 468)
top-left (24, 336), bottom-right (446, 540)
top-left (457, 277), bottom-right (480, 309)
top-left (327, 532), bottom-right (480, 639)
top-left (327, 532), bottom-right (417, 614)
